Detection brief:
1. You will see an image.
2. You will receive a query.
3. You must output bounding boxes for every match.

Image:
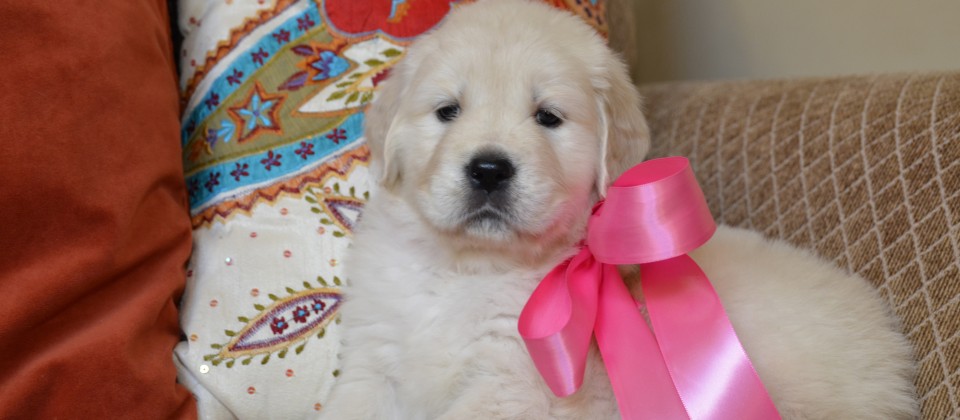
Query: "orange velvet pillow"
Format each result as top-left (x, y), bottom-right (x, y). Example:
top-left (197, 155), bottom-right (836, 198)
top-left (0, 1), bottom-right (196, 417)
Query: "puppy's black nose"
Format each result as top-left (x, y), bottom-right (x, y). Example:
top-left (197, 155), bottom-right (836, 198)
top-left (467, 155), bottom-right (515, 193)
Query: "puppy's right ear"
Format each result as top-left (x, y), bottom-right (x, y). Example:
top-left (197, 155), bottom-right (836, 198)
top-left (364, 70), bottom-right (405, 190)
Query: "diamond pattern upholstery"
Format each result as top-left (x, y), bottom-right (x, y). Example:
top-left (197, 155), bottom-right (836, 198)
top-left (639, 72), bottom-right (960, 418)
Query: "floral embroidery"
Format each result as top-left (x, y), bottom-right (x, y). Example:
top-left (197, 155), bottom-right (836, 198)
top-left (292, 305), bottom-right (310, 323)
top-left (270, 317), bottom-right (289, 334)
top-left (227, 82), bottom-right (285, 142)
top-left (296, 15), bottom-right (315, 32)
top-left (311, 299), bottom-right (326, 314)
top-left (204, 92), bottom-right (220, 110)
top-left (294, 142), bottom-right (315, 159)
top-left (322, 0), bottom-right (461, 40)
top-left (251, 48), bottom-right (269, 66)
top-left (307, 181), bottom-right (367, 237)
top-left (205, 172), bottom-right (221, 193)
top-left (371, 68), bottom-right (391, 87)
top-left (261, 150), bottom-right (282, 171)
top-left (205, 127), bottom-right (220, 149)
top-left (227, 69), bottom-right (244, 85)
top-left (202, 281), bottom-right (342, 368)
top-left (326, 128), bottom-right (346, 144)
top-left (272, 28), bottom-right (291, 43)
top-left (188, 178), bottom-right (201, 199)
top-left (310, 51), bottom-right (350, 81)
top-left (238, 93), bottom-right (276, 131)
top-left (230, 162), bottom-right (250, 181)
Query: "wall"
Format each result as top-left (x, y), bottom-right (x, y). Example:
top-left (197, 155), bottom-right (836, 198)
top-left (617, 0), bottom-right (960, 84)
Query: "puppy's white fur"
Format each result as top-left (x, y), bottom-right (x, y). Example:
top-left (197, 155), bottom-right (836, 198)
top-left (323, 1), bottom-right (918, 418)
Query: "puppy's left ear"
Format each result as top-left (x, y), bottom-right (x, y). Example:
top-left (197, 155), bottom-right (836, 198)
top-left (593, 52), bottom-right (651, 196)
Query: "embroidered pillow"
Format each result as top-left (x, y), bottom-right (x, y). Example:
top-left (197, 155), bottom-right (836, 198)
top-left (173, 1), bottom-right (608, 417)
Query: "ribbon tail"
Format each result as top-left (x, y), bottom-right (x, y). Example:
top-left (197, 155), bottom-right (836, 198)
top-left (519, 248), bottom-right (601, 397)
top-left (594, 264), bottom-right (689, 420)
top-left (642, 255), bottom-right (781, 420)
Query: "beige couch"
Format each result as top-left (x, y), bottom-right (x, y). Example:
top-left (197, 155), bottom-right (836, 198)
top-left (637, 72), bottom-right (959, 418)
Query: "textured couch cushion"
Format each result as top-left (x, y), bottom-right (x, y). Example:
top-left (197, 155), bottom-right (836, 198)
top-left (0, 0), bottom-right (195, 418)
top-left (640, 72), bottom-right (960, 419)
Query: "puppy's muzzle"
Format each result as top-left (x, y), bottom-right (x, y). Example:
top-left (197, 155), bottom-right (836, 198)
top-left (467, 153), bottom-right (515, 194)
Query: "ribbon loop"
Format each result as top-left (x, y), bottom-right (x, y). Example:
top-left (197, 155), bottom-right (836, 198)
top-left (588, 157), bottom-right (716, 265)
top-left (518, 157), bottom-right (780, 420)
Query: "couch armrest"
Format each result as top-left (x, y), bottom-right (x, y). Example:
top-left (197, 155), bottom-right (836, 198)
top-left (639, 72), bottom-right (960, 419)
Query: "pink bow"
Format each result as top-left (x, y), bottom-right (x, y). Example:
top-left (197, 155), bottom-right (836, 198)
top-left (518, 157), bottom-right (780, 419)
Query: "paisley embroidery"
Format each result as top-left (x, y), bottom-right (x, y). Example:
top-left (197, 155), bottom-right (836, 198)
top-left (307, 181), bottom-right (367, 236)
top-left (204, 279), bottom-right (344, 367)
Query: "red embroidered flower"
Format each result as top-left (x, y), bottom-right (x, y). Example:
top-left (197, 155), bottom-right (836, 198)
top-left (260, 150), bottom-right (282, 171)
top-left (295, 142), bottom-right (315, 159)
top-left (272, 28), bottom-right (291, 43)
top-left (297, 15), bottom-right (316, 32)
top-left (270, 317), bottom-right (289, 334)
top-left (204, 92), bottom-right (220, 110)
top-left (292, 305), bottom-right (310, 324)
top-left (323, 0), bottom-right (461, 40)
top-left (326, 128), bottom-right (346, 144)
top-left (311, 299), bottom-right (326, 314)
top-left (204, 172), bottom-right (221, 192)
top-left (230, 162), bottom-right (250, 181)
top-left (188, 178), bottom-right (200, 199)
top-left (227, 68), bottom-right (244, 85)
top-left (371, 68), bottom-right (391, 87)
top-left (251, 48), bottom-right (269, 66)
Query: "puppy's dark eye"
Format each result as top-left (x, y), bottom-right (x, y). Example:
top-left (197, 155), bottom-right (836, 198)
top-left (436, 104), bottom-right (460, 122)
top-left (535, 109), bottom-right (562, 128)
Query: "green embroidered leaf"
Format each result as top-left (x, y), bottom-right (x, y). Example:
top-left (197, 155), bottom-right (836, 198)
top-left (226, 360), bottom-right (235, 368)
top-left (348, 72), bottom-right (364, 79)
top-left (327, 90), bottom-right (346, 101)
top-left (317, 328), bottom-right (326, 339)
top-left (203, 354), bottom-right (216, 361)
top-left (210, 343), bottom-right (222, 350)
top-left (335, 81), bottom-right (353, 88)
top-left (332, 231), bottom-right (345, 238)
top-left (268, 293), bottom-right (280, 301)
top-left (237, 316), bottom-right (249, 323)
top-left (305, 196), bottom-right (317, 203)
top-left (303, 281), bottom-right (313, 289)
top-left (317, 276), bottom-right (328, 286)
top-left (361, 92), bottom-right (374, 104)
top-left (320, 218), bottom-right (333, 225)
top-left (278, 348), bottom-right (288, 359)
top-left (333, 183), bottom-right (341, 193)
top-left (286, 287), bottom-right (297, 294)
top-left (345, 91), bottom-right (360, 105)
top-left (363, 191), bottom-right (370, 200)
top-left (295, 343), bottom-right (306, 355)
top-left (364, 59), bottom-right (385, 67)
top-left (242, 357), bottom-right (253, 366)
top-left (382, 48), bottom-right (402, 57)
top-left (349, 186), bottom-right (356, 197)
top-left (310, 207), bottom-right (321, 214)
top-left (261, 354), bottom-right (271, 365)
top-left (333, 276), bottom-right (343, 286)
top-left (211, 359), bottom-right (222, 366)
top-left (224, 330), bottom-right (236, 337)
top-left (332, 369), bottom-right (341, 377)
top-left (336, 316), bottom-right (342, 325)
top-left (254, 303), bottom-right (266, 311)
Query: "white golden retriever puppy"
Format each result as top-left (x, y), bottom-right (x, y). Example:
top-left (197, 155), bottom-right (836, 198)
top-left (322, 1), bottom-right (918, 418)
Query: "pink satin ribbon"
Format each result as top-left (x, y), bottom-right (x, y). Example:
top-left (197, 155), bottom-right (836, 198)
top-left (518, 157), bottom-right (780, 420)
